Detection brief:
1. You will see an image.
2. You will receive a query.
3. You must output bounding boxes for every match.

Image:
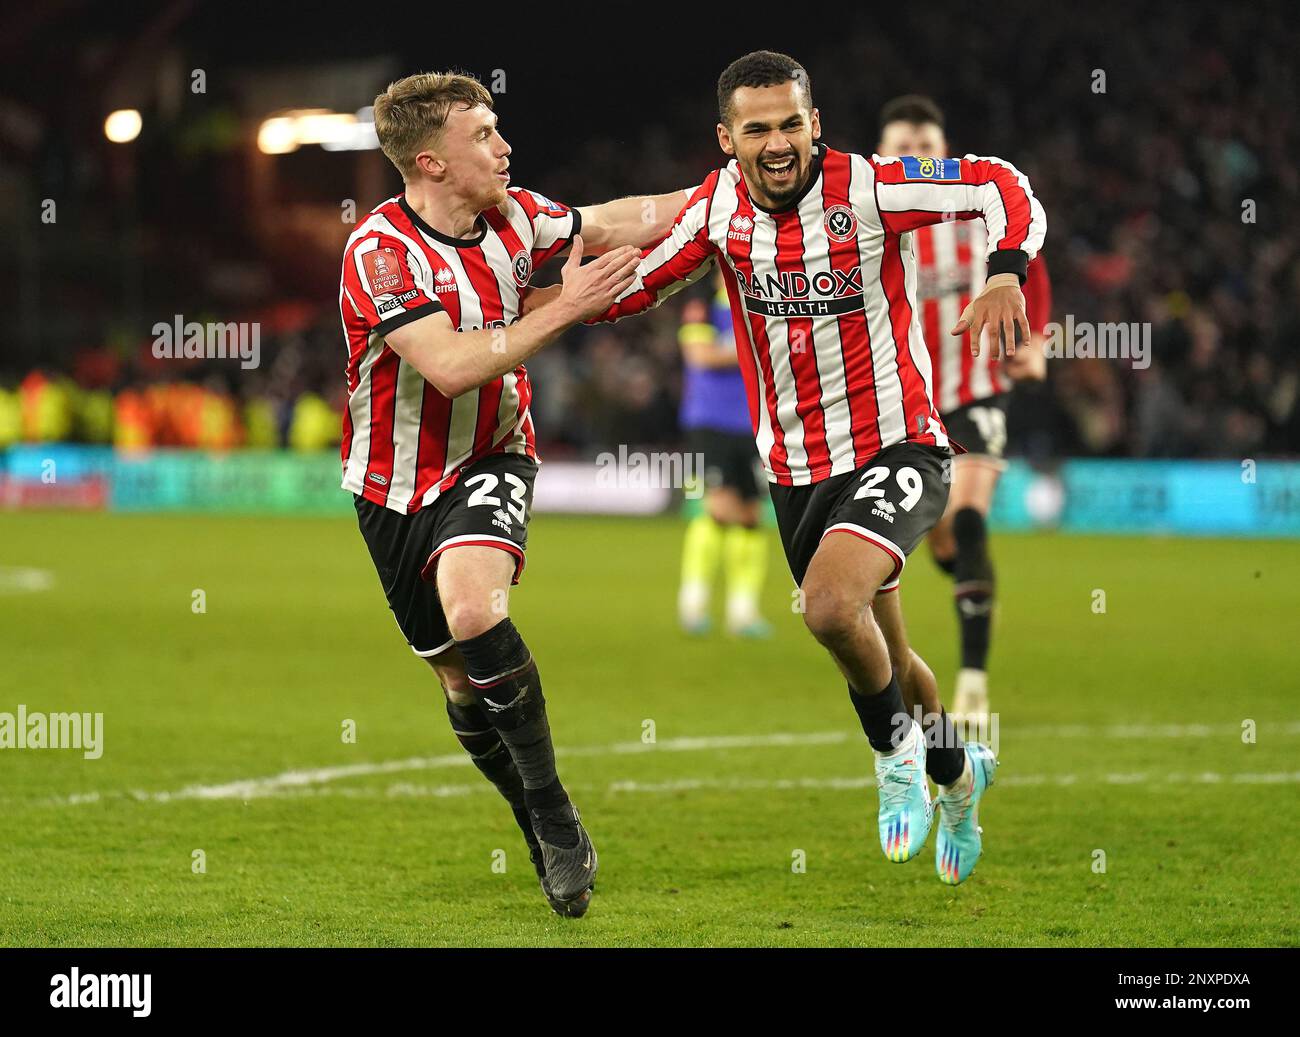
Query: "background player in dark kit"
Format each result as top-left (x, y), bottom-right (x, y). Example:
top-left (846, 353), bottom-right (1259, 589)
top-left (677, 266), bottom-right (771, 638)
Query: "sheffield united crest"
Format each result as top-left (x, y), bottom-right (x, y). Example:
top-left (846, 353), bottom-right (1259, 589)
top-left (823, 205), bottom-right (857, 242)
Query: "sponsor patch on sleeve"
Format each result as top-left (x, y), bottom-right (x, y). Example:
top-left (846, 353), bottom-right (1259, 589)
top-left (362, 246), bottom-right (409, 296)
top-left (900, 156), bottom-right (961, 182)
top-left (527, 190), bottom-right (569, 216)
top-left (376, 288), bottom-right (421, 315)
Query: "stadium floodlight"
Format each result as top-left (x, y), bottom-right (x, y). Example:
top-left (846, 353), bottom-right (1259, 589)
top-left (257, 116), bottom-right (299, 154)
top-left (319, 109), bottom-right (379, 152)
top-left (104, 109), bottom-right (142, 143)
top-left (257, 109), bottom-right (378, 154)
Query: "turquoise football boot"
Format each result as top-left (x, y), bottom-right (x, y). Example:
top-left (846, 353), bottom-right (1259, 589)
top-left (874, 721), bottom-right (933, 862)
top-left (679, 615), bottom-right (712, 637)
top-left (935, 742), bottom-right (998, 885)
top-left (728, 618), bottom-right (773, 640)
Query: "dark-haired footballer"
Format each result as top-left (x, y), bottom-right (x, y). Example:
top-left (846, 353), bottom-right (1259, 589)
top-left (589, 52), bottom-right (1046, 885)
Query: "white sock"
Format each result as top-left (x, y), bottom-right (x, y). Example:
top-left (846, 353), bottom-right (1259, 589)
top-left (725, 591), bottom-right (759, 629)
top-left (940, 754), bottom-right (973, 795)
top-left (955, 668), bottom-right (988, 707)
top-left (877, 718), bottom-right (920, 760)
top-left (678, 581), bottom-right (709, 622)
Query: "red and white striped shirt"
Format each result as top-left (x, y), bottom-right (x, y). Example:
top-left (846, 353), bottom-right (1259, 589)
top-left (339, 188), bottom-right (579, 512)
top-left (597, 145), bottom-right (1046, 486)
top-left (913, 220), bottom-right (1053, 413)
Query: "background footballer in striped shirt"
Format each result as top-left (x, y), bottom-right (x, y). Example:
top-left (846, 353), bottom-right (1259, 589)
top-left (877, 94), bottom-right (1054, 730)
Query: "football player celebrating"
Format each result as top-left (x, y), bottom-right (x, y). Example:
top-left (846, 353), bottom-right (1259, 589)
top-left (340, 71), bottom-right (688, 916)
top-left (590, 52), bottom-right (1046, 884)
top-left (877, 95), bottom-right (1053, 731)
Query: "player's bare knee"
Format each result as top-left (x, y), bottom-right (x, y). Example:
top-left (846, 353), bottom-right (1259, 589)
top-left (441, 682), bottom-right (477, 707)
top-left (443, 598), bottom-right (505, 643)
top-left (802, 584), bottom-right (861, 649)
top-left (425, 658), bottom-right (475, 703)
top-left (707, 490), bottom-right (744, 526)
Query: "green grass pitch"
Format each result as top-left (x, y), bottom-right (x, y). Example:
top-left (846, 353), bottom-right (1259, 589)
top-left (1, 510), bottom-right (1297, 947)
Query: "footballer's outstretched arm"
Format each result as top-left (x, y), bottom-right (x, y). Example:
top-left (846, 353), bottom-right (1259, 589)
top-left (872, 154), bottom-right (1047, 356)
top-left (587, 180), bottom-right (720, 324)
top-left (576, 190), bottom-right (692, 255)
top-left (385, 238), bottom-right (640, 398)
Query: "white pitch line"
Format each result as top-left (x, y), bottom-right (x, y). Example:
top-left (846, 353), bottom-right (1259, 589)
top-left (597, 771), bottom-right (1300, 793)
top-left (141, 752), bottom-right (476, 803)
top-left (49, 731), bottom-right (850, 806)
top-left (1012, 722), bottom-right (1300, 739)
top-left (43, 722), bottom-right (1300, 807)
top-left (125, 769), bottom-right (1300, 802)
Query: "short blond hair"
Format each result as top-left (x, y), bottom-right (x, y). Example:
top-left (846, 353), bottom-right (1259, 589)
top-left (373, 71), bottom-right (493, 180)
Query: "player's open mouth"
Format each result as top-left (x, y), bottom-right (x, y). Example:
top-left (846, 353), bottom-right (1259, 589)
top-left (761, 156), bottom-right (797, 180)
top-left (496, 167), bottom-right (510, 183)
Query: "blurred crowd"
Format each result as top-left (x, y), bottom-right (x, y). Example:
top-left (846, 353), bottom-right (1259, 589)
top-left (0, 307), bottom-right (687, 457)
top-left (3, 3), bottom-right (1296, 461)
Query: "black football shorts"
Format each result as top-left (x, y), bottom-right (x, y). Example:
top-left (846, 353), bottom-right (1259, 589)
top-left (354, 451), bottom-right (537, 658)
top-left (686, 427), bottom-right (763, 501)
top-left (770, 441), bottom-right (950, 593)
top-left (943, 394), bottom-right (1010, 467)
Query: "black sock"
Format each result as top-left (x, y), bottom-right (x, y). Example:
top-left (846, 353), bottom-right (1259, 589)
top-left (953, 507), bottom-right (994, 671)
top-left (455, 619), bottom-right (571, 830)
top-left (932, 552), bottom-right (957, 577)
top-left (444, 700), bottom-right (537, 848)
top-left (847, 673), bottom-right (910, 752)
top-left (923, 708), bottom-right (967, 786)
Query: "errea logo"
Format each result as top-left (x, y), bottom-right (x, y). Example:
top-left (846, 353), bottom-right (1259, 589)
top-left (728, 214), bottom-right (754, 241)
top-left (433, 267), bottom-right (457, 293)
top-left (872, 498), bottom-right (896, 523)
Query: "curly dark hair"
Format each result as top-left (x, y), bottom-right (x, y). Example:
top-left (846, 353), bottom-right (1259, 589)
top-left (717, 50), bottom-right (813, 125)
